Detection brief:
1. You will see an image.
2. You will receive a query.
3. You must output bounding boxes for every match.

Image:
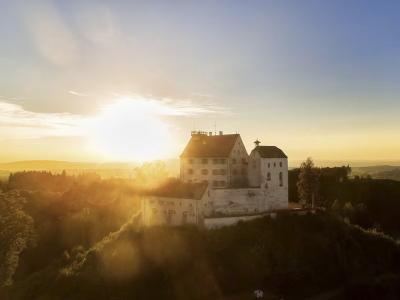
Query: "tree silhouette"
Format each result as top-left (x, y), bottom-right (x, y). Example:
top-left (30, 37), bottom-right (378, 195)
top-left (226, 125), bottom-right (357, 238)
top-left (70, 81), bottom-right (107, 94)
top-left (0, 191), bottom-right (36, 287)
top-left (297, 157), bottom-right (320, 208)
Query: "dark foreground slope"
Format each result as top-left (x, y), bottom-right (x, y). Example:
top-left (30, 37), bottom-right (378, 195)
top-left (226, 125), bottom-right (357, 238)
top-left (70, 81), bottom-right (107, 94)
top-left (2, 213), bottom-right (400, 300)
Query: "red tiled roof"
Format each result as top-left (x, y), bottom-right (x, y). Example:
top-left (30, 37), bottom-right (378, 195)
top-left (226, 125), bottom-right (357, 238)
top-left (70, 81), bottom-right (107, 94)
top-left (253, 146), bottom-right (287, 158)
top-left (180, 134), bottom-right (239, 158)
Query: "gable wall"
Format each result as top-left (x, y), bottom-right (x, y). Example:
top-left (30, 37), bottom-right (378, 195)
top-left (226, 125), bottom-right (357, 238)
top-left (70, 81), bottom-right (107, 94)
top-left (248, 150), bottom-right (261, 187)
top-left (227, 136), bottom-right (249, 186)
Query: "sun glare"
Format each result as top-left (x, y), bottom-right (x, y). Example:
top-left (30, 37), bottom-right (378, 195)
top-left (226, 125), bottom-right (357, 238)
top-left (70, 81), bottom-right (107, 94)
top-left (88, 97), bottom-right (172, 162)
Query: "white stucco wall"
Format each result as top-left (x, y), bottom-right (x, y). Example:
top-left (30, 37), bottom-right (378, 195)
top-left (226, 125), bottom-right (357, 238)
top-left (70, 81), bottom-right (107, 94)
top-left (209, 188), bottom-right (268, 215)
top-left (141, 196), bottom-right (201, 226)
top-left (260, 158), bottom-right (288, 210)
top-left (180, 157), bottom-right (229, 187)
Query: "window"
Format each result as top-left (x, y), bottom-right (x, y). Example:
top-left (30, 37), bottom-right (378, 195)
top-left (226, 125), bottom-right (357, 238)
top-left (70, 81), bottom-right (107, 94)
top-left (268, 163), bottom-right (270, 168)
top-left (213, 180), bottom-right (219, 187)
top-left (241, 168), bottom-right (246, 175)
top-left (188, 159), bottom-right (194, 164)
top-left (202, 180), bottom-right (209, 184)
top-left (220, 159), bottom-right (226, 164)
top-left (212, 169), bottom-right (219, 175)
top-left (233, 169), bottom-right (238, 175)
top-left (202, 158), bottom-right (208, 164)
top-left (188, 169), bottom-right (194, 175)
top-left (220, 180), bottom-right (226, 186)
top-left (279, 161), bottom-right (283, 167)
top-left (182, 212), bottom-right (188, 224)
top-left (232, 158), bottom-right (237, 164)
top-left (242, 158), bottom-right (247, 164)
top-left (274, 162), bottom-right (276, 167)
top-left (201, 169), bottom-right (208, 175)
top-left (267, 172), bottom-right (271, 181)
top-left (279, 172), bottom-right (283, 186)
top-left (213, 158), bottom-right (218, 164)
top-left (220, 169), bottom-right (227, 175)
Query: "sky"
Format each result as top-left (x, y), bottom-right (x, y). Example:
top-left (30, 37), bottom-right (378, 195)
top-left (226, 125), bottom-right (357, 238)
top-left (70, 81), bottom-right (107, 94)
top-left (1, 0), bottom-right (400, 165)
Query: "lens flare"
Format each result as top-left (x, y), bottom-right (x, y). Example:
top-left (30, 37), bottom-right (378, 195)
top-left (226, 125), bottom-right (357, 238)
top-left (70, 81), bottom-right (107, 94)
top-left (88, 97), bottom-right (173, 161)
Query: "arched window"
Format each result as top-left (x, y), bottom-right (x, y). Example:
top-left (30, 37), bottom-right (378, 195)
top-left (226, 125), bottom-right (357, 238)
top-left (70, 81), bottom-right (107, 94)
top-left (267, 172), bottom-right (271, 181)
top-left (279, 161), bottom-right (283, 167)
top-left (279, 172), bottom-right (283, 186)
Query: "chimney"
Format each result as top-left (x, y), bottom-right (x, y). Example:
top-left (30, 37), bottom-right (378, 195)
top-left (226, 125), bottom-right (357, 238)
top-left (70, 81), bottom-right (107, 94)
top-left (219, 131), bottom-right (223, 135)
top-left (209, 132), bottom-right (212, 136)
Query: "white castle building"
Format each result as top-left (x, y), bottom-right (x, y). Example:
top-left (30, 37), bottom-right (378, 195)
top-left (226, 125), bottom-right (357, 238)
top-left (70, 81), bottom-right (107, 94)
top-left (141, 131), bottom-right (288, 228)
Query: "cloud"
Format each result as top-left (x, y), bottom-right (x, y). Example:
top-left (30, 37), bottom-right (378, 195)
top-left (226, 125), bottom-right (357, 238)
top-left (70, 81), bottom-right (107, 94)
top-left (21, 1), bottom-right (79, 66)
top-left (110, 95), bottom-right (228, 117)
top-left (0, 95), bottom-right (227, 142)
top-left (0, 101), bottom-right (86, 140)
top-left (68, 90), bottom-right (89, 97)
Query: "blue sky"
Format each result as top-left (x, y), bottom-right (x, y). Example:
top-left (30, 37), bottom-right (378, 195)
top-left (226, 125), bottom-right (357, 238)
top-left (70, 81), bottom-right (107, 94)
top-left (1, 0), bottom-right (400, 164)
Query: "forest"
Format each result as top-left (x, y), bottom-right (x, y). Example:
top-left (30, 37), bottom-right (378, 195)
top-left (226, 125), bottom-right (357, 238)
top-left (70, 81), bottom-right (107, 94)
top-left (1, 162), bottom-right (400, 299)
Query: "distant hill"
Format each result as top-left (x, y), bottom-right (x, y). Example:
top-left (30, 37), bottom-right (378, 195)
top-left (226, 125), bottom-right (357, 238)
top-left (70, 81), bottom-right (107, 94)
top-left (0, 159), bottom-right (180, 180)
top-left (0, 160), bottom-right (136, 171)
top-left (352, 165), bottom-right (400, 181)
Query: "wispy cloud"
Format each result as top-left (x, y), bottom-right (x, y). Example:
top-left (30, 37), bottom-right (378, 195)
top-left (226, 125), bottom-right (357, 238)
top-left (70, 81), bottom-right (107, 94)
top-left (68, 90), bottom-right (89, 97)
top-left (113, 95), bottom-right (229, 117)
top-left (0, 101), bottom-right (85, 140)
top-left (21, 1), bottom-right (79, 66)
top-left (0, 95), bottom-right (228, 141)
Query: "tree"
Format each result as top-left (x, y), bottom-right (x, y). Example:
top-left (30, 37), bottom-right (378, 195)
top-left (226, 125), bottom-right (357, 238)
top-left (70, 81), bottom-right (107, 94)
top-left (297, 158), bottom-right (320, 208)
top-left (0, 191), bottom-right (36, 287)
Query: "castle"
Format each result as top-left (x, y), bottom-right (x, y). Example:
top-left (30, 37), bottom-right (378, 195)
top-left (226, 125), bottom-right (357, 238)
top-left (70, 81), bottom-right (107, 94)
top-left (141, 131), bottom-right (288, 228)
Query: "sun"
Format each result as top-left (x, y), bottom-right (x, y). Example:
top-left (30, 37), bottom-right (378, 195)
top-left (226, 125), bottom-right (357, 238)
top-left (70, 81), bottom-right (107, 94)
top-left (88, 97), bottom-right (172, 162)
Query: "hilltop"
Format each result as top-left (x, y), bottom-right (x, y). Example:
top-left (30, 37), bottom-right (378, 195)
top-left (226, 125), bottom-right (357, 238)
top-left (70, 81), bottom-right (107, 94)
top-left (3, 213), bottom-right (400, 299)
